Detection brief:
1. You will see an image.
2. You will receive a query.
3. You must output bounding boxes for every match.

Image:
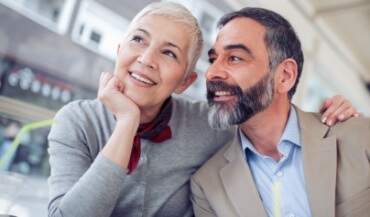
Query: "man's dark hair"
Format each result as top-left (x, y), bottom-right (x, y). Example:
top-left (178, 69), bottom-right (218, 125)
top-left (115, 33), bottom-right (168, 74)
top-left (217, 7), bottom-right (304, 99)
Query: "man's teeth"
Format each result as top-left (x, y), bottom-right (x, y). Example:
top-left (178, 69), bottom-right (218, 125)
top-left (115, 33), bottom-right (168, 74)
top-left (131, 73), bottom-right (155, 85)
top-left (215, 91), bottom-right (232, 96)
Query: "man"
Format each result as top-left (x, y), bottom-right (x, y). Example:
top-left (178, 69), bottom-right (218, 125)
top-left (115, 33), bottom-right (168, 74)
top-left (190, 7), bottom-right (369, 217)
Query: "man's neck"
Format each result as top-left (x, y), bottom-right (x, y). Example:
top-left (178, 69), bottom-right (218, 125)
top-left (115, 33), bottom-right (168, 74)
top-left (239, 100), bottom-right (291, 162)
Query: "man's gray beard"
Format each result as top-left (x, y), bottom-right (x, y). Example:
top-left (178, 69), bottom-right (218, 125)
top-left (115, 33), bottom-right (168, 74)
top-left (208, 72), bottom-right (274, 131)
top-left (208, 100), bottom-right (243, 131)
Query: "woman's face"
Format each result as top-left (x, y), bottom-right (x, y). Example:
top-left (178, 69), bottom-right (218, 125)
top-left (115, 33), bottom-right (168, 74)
top-left (114, 14), bottom-right (196, 113)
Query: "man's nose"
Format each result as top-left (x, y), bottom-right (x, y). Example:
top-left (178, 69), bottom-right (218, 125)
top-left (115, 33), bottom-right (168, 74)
top-left (205, 61), bottom-right (228, 81)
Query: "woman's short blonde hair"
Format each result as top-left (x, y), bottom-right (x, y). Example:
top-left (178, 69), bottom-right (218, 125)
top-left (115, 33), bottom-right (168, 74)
top-left (122, 2), bottom-right (204, 77)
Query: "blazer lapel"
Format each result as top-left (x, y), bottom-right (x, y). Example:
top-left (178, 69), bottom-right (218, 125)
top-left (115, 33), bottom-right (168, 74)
top-left (219, 132), bottom-right (268, 217)
top-left (295, 106), bottom-right (337, 217)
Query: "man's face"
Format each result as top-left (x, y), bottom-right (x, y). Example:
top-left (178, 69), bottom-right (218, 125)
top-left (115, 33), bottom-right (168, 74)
top-left (205, 17), bottom-right (275, 130)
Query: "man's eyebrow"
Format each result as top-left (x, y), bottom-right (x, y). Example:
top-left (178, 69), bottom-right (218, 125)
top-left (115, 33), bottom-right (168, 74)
top-left (225, 44), bottom-right (254, 57)
top-left (208, 44), bottom-right (254, 58)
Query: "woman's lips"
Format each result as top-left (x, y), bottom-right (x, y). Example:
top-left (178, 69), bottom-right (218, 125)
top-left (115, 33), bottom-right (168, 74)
top-left (129, 72), bottom-right (156, 85)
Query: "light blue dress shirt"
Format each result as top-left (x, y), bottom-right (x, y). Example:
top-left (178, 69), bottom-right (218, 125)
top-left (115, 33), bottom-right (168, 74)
top-left (240, 106), bottom-right (312, 217)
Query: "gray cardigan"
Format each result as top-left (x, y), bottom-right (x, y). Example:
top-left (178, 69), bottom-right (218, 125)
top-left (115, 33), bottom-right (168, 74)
top-left (47, 95), bottom-right (235, 217)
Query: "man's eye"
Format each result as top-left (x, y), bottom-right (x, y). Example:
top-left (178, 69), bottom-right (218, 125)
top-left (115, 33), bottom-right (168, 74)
top-left (209, 58), bottom-right (216, 64)
top-left (163, 50), bottom-right (177, 59)
top-left (230, 56), bottom-right (241, 61)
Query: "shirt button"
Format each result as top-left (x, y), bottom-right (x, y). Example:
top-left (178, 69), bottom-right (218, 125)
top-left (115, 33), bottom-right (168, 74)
top-left (288, 213), bottom-right (295, 217)
top-left (277, 171), bottom-right (283, 177)
top-left (141, 182), bottom-right (146, 186)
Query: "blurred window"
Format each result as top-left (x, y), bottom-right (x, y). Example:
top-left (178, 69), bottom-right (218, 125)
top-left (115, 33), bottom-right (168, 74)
top-left (71, 0), bottom-right (130, 61)
top-left (0, 114), bottom-right (51, 177)
top-left (162, 0), bottom-right (223, 42)
top-left (0, 0), bottom-right (76, 34)
top-left (0, 55), bottom-right (96, 111)
top-left (181, 59), bottom-right (209, 101)
top-left (301, 61), bottom-right (335, 112)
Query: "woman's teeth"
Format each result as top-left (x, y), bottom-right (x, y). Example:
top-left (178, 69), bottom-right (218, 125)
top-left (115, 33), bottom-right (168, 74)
top-left (131, 73), bottom-right (155, 85)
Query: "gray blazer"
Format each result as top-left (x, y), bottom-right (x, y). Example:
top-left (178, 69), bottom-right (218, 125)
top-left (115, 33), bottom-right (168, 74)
top-left (191, 105), bottom-right (370, 217)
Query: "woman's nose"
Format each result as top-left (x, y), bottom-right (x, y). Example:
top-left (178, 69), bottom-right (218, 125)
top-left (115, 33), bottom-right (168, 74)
top-left (137, 47), bottom-right (157, 70)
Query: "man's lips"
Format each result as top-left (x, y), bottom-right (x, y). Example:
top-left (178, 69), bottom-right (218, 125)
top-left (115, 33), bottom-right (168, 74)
top-left (129, 72), bottom-right (156, 85)
top-left (207, 81), bottom-right (241, 102)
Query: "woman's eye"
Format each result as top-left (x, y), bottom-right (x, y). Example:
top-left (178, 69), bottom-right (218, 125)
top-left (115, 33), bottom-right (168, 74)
top-left (163, 50), bottom-right (177, 59)
top-left (132, 36), bottom-right (144, 43)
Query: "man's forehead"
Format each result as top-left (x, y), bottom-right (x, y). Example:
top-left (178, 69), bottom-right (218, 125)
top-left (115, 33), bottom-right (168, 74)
top-left (212, 17), bottom-right (266, 51)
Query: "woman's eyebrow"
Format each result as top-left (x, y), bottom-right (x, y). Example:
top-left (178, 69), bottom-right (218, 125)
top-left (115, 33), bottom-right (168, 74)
top-left (165, 42), bottom-right (182, 53)
top-left (136, 28), bottom-right (150, 36)
top-left (135, 28), bottom-right (181, 52)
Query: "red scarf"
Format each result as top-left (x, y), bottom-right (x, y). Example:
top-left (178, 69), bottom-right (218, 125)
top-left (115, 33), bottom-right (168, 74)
top-left (127, 97), bottom-right (172, 174)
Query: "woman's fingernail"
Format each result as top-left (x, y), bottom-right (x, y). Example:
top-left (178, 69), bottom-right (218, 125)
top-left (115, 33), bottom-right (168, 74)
top-left (327, 120), bottom-right (333, 126)
top-left (339, 114), bottom-right (344, 120)
top-left (321, 117), bottom-right (327, 124)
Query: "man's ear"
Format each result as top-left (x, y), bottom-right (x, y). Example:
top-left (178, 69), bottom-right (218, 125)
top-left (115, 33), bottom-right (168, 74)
top-left (276, 58), bottom-right (297, 94)
top-left (174, 72), bottom-right (198, 94)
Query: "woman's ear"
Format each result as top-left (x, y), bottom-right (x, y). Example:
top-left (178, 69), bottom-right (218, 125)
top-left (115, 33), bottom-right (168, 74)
top-left (174, 72), bottom-right (198, 94)
top-left (276, 58), bottom-right (297, 95)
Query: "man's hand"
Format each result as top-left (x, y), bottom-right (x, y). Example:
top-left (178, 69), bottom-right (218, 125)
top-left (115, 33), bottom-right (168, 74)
top-left (319, 95), bottom-right (364, 126)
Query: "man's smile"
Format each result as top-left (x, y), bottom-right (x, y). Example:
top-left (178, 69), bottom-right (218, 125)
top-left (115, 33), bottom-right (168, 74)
top-left (214, 91), bottom-right (235, 97)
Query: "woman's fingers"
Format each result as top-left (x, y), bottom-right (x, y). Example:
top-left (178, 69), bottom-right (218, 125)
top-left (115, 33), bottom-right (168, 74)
top-left (99, 71), bottom-right (113, 89)
top-left (319, 95), bottom-right (360, 126)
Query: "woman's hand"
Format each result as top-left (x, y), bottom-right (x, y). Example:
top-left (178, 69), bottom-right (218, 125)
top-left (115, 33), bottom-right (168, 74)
top-left (319, 95), bottom-right (364, 126)
top-left (98, 72), bottom-right (140, 169)
top-left (98, 72), bottom-right (140, 121)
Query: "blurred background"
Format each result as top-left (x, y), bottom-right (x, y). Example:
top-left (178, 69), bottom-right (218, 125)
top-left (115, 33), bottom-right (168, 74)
top-left (0, 0), bottom-right (369, 216)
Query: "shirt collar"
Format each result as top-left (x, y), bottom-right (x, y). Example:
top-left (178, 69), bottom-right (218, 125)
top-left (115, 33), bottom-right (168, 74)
top-left (240, 105), bottom-right (301, 156)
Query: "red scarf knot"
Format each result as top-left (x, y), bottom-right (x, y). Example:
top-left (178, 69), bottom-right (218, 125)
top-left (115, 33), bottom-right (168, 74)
top-left (127, 97), bottom-right (172, 174)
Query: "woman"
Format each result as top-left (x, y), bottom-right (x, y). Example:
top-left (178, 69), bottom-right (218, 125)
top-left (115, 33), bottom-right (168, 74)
top-left (47, 2), bottom-right (360, 217)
